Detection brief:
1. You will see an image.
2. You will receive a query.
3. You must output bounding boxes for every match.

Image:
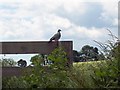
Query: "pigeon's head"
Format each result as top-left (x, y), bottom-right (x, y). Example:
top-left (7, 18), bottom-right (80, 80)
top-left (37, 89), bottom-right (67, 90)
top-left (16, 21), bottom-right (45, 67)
top-left (58, 29), bottom-right (61, 32)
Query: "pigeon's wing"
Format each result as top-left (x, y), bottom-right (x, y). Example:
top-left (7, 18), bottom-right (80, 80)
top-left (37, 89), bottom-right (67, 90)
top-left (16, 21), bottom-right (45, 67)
top-left (48, 32), bottom-right (61, 43)
top-left (51, 32), bottom-right (60, 40)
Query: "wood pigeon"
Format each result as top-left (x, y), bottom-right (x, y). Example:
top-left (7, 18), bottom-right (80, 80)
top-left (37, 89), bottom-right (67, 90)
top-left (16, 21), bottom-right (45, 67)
top-left (48, 29), bottom-right (61, 43)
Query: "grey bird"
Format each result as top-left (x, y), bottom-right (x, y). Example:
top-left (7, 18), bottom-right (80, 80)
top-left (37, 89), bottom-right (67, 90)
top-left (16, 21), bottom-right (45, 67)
top-left (48, 29), bottom-right (61, 43)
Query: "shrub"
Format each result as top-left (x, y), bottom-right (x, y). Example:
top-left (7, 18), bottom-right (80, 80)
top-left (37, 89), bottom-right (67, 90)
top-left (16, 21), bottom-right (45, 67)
top-left (2, 47), bottom-right (76, 88)
top-left (91, 29), bottom-right (120, 88)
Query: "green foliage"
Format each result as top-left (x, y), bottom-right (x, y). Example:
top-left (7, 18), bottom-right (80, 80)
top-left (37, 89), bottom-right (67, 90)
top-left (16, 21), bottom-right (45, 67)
top-left (91, 29), bottom-right (120, 88)
top-left (73, 45), bottom-right (105, 62)
top-left (71, 30), bottom-right (120, 88)
top-left (73, 59), bottom-right (119, 88)
top-left (70, 63), bottom-right (95, 88)
top-left (91, 60), bottom-right (118, 88)
top-left (0, 58), bottom-right (17, 67)
top-left (80, 45), bottom-right (99, 61)
top-left (2, 47), bottom-right (76, 88)
top-left (2, 76), bottom-right (29, 88)
top-left (47, 47), bottom-right (68, 69)
top-left (73, 50), bottom-right (80, 62)
top-left (30, 54), bottom-right (44, 66)
top-left (2, 30), bottom-right (120, 88)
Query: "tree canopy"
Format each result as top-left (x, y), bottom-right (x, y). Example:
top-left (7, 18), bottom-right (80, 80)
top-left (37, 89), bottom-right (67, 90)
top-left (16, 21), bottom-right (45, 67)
top-left (73, 45), bottom-right (105, 62)
top-left (0, 58), bottom-right (17, 67)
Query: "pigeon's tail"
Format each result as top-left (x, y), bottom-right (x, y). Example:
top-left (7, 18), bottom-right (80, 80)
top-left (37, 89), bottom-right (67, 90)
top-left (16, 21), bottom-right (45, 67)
top-left (48, 39), bottom-right (52, 43)
top-left (48, 41), bottom-right (51, 43)
top-left (48, 38), bottom-right (53, 43)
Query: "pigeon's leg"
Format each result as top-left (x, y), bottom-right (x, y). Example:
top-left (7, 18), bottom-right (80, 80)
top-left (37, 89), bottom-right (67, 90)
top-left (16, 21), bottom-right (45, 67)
top-left (55, 40), bottom-right (59, 47)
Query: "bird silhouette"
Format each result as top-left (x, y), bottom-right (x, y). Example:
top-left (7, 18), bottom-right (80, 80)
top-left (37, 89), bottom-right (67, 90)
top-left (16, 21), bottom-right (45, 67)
top-left (48, 29), bottom-right (61, 43)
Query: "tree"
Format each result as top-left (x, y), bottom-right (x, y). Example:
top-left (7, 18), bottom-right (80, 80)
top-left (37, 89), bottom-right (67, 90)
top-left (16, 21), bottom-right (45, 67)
top-left (80, 45), bottom-right (99, 61)
top-left (92, 29), bottom-right (120, 87)
top-left (3, 47), bottom-right (74, 88)
top-left (17, 59), bottom-right (27, 67)
top-left (0, 58), bottom-right (17, 67)
top-left (48, 47), bottom-right (68, 68)
top-left (73, 50), bottom-right (80, 62)
top-left (30, 54), bottom-right (44, 66)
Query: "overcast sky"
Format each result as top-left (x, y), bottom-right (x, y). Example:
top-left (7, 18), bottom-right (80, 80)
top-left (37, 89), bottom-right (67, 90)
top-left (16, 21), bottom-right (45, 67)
top-left (0, 0), bottom-right (118, 64)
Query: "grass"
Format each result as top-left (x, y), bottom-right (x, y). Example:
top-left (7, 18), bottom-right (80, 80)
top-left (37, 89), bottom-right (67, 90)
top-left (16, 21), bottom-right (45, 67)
top-left (2, 59), bottom-right (118, 88)
top-left (72, 59), bottom-right (118, 88)
top-left (72, 61), bottom-right (101, 88)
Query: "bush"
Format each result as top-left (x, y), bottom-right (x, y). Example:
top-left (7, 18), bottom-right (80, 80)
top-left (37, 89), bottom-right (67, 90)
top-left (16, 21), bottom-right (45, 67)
top-left (91, 60), bottom-right (118, 88)
top-left (91, 29), bottom-right (120, 88)
top-left (2, 76), bottom-right (30, 88)
top-left (0, 58), bottom-right (17, 67)
top-left (2, 47), bottom-right (76, 88)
